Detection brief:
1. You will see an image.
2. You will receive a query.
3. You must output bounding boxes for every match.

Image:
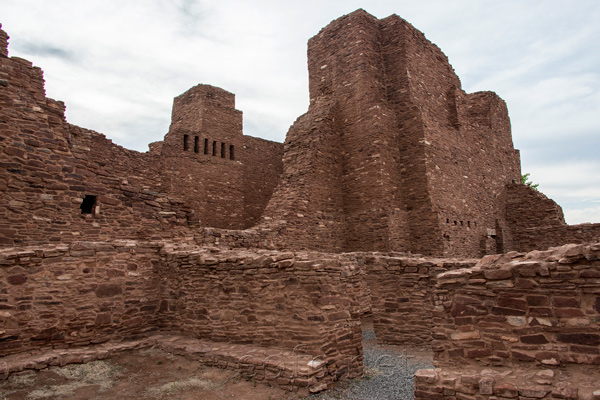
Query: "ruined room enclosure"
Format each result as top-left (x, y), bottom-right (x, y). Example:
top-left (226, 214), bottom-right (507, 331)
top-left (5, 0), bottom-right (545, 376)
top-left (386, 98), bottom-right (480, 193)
top-left (2, 8), bottom-right (600, 400)
top-left (2, 240), bottom-right (599, 398)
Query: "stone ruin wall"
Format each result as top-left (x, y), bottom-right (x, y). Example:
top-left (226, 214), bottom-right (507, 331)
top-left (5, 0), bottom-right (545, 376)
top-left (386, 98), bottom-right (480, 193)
top-left (0, 39), bottom-right (200, 247)
top-left (0, 242), bottom-right (363, 391)
top-left (0, 26), bottom-right (283, 248)
top-left (415, 242), bottom-right (600, 399)
top-left (260, 11), bottom-right (525, 258)
top-left (358, 253), bottom-right (477, 346)
top-left (0, 241), bottom-right (162, 356)
top-left (2, 11), bottom-right (600, 397)
top-left (506, 182), bottom-right (600, 253)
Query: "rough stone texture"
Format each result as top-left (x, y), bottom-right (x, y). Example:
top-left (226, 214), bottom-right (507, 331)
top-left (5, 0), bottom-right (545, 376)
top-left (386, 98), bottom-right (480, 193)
top-left (414, 366), bottom-right (599, 400)
top-left (0, 42), bottom-right (282, 247)
top-left (2, 9), bottom-right (600, 397)
top-left (0, 242), bottom-right (363, 391)
top-left (158, 247), bottom-right (364, 385)
top-left (432, 242), bottom-right (600, 367)
top-left (358, 253), bottom-right (477, 345)
top-left (0, 241), bottom-right (163, 356)
top-left (160, 84), bottom-right (283, 229)
top-left (0, 24), bottom-right (8, 59)
top-left (506, 183), bottom-right (600, 252)
top-left (0, 335), bottom-right (331, 392)
top-left (260, 10), bottom-right (522, 257)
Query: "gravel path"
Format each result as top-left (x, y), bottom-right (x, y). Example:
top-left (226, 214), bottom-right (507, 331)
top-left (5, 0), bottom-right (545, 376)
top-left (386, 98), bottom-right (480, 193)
top-left (310, 320), bottom-right (433, 400)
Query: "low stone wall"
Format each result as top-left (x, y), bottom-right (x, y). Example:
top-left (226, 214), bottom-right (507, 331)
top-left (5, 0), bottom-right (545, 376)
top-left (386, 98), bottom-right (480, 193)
top-left (194, 227), bottom-right (277, 249)
top-left (158, 247), bottom-right (364, 388)
top-left (414, 366), bottom-right (599, 400)
top-left (0, 241), bottom-right (163, 357)
top-left (432, 243), bottom-right (600, 367)
top-left (1, 241), bottom-right (364, 392)
top-left (358, 253), bottom-right (477, 345)
top-left (514, 224), bottom-right (600, 254)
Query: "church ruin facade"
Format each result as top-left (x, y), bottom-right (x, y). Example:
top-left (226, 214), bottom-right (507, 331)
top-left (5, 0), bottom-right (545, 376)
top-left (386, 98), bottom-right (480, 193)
top-left (1, 10), bottom-right (599, 398)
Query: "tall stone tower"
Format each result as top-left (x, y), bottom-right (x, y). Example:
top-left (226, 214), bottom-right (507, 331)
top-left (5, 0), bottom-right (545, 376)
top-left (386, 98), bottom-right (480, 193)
top-left (262, 10), bottom-right (521, 257)
top-left (161, 84), bottom-right (246, 229)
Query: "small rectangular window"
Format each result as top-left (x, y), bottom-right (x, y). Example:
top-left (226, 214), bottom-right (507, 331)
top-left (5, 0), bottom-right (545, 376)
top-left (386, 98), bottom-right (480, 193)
top-left (183, 134), bottom-right (189, 151)
top-left (229, 144), bottom-right (235, 160)
top-left (204, 138), bottom-right (209, 154)
top-left (212, 141), bottom-right (217, 156)
top-left (81, 195), bottom-right (97, 215)
top-left (221, 142), bottom-right (226, 158)
top-left (194, 136), bottom-right (199, 153)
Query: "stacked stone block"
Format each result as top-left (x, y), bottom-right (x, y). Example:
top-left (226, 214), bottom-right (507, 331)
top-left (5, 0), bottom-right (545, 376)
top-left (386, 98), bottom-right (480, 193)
top-left (359, 253), bottom-right (477, 345)
top-left (414, 242), bottom-right (600, 399)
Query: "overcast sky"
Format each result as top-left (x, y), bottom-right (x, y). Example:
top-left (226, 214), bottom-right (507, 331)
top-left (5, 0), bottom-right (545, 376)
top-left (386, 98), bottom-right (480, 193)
top-left (2, 0), bottom-right (599, 224)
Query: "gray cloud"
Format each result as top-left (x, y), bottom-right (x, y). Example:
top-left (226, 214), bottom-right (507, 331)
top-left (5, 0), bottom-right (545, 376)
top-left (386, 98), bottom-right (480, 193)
top-left (17, 41), bottom-right (76, 61)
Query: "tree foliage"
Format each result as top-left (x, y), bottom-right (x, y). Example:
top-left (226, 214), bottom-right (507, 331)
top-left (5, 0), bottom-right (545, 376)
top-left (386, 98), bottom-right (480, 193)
top-left (521, 173), bottom-right (539, 191)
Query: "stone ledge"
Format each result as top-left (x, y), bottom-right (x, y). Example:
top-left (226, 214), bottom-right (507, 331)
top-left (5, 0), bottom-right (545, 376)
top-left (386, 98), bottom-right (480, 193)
top-left (0, 334), bottom-right (330, 394)
top-left (414, 365), bottom-right (600, 400)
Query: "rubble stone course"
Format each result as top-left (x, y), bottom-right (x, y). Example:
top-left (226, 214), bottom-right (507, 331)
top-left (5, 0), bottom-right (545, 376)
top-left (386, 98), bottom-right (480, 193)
top-left (1, 9), bottom-right (600, 397)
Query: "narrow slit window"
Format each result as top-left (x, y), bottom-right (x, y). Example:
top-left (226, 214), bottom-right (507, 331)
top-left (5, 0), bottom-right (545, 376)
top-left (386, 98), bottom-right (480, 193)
top-left (221, 142), bottom-right (226, 158)
top-left (212, 141), bottom-right (217, 156)
top-left (229, 144), bottom-right (235, 160)
top-left (194, 136), bottom-right (199, 153)
top-left (183, 134), bottom-right (189, 151)
top-left (204, 138), bottom-right (209, 154)
top-left (80, 195), bottom-right (97, 215)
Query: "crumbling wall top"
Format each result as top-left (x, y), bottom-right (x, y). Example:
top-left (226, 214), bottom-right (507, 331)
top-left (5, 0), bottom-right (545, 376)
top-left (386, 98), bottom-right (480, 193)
top-left (0, 23), bottom-right (8, 58)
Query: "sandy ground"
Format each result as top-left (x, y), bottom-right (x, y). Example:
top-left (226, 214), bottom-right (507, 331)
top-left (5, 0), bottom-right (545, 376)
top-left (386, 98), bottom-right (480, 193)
top-left (0, 348), bottom-right (304, 400)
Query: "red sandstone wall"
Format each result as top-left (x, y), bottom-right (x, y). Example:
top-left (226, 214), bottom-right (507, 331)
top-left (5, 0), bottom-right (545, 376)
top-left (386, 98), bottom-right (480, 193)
top-left (0, 241), bottom-right (162, 357)
top-left (161, 85), bottom-right (246, 229)
top-left (0, 24), bottom-right (8, 58)
top-left (261, 10), bottom-right (523, 257)
top-left (360, 253), bottom-right (477, 345)
top-left (261, 109), bottom-right (347, 252)
top-left (158, 249), bottom-right (362, 355)
top-left (160, 84), bottom-right (283, 230)
top-left (0, 28), bottom-right (283, 244)
top-left (381, 14), bottom-right (521, 258)
top-left (432, 243), bottom-right (600, 367)
top-left (504, 182), bottom-right (600, 252)
top-left (0, 31), bottom-right (204, 246)
top-left (158, 248), bottom-right (364, 385)
top-left (241, 135), bottom-right (283, 227)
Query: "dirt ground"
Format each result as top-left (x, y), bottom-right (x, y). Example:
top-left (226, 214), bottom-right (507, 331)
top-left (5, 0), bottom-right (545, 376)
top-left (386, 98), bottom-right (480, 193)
top-left (0, 349), bottom-right (304, 400)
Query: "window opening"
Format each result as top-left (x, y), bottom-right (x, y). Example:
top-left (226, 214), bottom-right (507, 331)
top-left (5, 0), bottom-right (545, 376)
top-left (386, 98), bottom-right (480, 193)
top-left (80, 195), bottom-right (97, 215)
top-left (183, 134), bottom-right (189, 151)
top-left (204, 138), bottom-right (209, 154)
top-left (194, 136), bottom-right (199, 153)
top-left (221, 142), bottom-right (226, 158)
top-left (212, 141), bottom-right (217, 156)
top-left (229, 145), bottom-right (235, 160)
